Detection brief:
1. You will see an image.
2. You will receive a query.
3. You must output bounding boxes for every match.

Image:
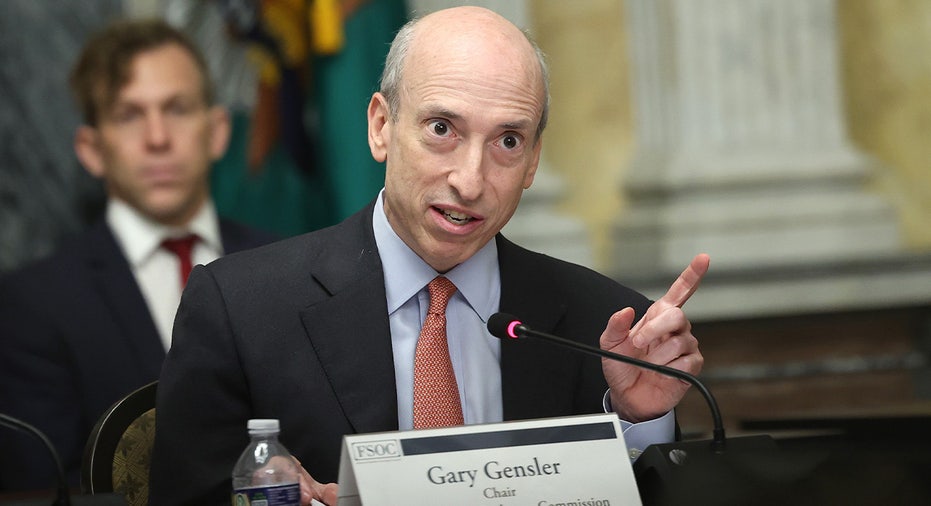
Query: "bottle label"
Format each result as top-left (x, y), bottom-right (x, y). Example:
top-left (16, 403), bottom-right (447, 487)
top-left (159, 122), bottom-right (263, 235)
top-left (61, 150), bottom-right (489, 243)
top-left (231, 483), bottom-right (300, 506)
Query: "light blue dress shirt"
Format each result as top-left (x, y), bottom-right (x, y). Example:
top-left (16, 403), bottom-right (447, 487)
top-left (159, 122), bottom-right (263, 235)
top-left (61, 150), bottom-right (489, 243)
top-left (372, 191), bottom-right (674, 460)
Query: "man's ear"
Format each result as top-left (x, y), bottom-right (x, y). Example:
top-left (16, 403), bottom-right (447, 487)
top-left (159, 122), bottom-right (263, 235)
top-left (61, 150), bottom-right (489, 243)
top-left (207, 105), bottom-right (232, 161)
top-left (367, 92), bottom-right (391, 163)
top-left (74, 125), bottom-right (106, 179)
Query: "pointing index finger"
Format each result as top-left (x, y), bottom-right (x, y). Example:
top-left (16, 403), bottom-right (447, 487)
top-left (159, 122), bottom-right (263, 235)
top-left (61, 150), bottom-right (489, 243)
top-left (660, 253), bottom-right (710, 308)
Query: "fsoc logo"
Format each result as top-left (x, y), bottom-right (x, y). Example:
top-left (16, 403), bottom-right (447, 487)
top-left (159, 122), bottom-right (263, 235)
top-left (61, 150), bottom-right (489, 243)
top-left (351, 439), bottom-right (402, 461)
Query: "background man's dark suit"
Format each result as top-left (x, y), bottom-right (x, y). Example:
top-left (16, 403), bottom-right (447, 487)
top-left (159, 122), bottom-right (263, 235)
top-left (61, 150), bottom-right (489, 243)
top-left (0, 219), bottom-right (276, 490)
top-left (150, 201), bottom-right (652, 505)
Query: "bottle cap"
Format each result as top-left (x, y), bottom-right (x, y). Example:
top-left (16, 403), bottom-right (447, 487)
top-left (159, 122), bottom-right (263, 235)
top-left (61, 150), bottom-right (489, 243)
top-left (247, 419), bottom-right (280, 434)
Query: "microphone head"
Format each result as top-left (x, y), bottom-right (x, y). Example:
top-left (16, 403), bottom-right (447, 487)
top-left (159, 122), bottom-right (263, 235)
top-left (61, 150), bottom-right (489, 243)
top-left (487, 312), bottom-right (523, 339)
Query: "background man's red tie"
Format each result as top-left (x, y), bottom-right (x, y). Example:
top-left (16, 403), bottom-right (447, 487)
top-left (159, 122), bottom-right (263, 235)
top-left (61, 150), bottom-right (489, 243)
top-left (412, 276), bottom-right (464, 429)
top-left (161, 235), bottom-right (198, 287)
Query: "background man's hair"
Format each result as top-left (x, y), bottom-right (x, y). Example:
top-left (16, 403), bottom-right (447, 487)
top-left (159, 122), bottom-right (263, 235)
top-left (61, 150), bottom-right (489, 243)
top-left (69, 18), bottom-right (214, 126)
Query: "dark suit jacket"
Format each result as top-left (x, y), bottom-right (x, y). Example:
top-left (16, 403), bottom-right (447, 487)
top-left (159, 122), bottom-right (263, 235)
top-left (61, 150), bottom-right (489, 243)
top-left (150, 201), bottom-right (652, 505)
top-left (0, 219), bottom-right (276, 491)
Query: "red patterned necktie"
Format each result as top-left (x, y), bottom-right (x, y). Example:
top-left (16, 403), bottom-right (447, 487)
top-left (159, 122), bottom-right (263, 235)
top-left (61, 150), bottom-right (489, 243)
top-left (412, 276), bottom-right (464, 429)
top-left (160, 234), bottom-right (198, 287)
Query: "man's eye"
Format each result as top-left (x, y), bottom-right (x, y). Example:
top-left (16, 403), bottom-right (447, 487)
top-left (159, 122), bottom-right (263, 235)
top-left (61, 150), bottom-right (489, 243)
top-left (501, 134), bottom-right (521, 150)
top-left (167, 102), bottom-right (194, 115)
top-left (112, 109), bottom-right (140, 123)
top-left (429, 120), bottom-right (450, 136)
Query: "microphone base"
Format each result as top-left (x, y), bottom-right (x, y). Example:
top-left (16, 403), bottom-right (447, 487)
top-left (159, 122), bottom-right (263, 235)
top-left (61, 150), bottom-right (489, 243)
top-left (634, 434), bottom-right (826, 506)
top-left (635, 431), bottom-right (931, 505)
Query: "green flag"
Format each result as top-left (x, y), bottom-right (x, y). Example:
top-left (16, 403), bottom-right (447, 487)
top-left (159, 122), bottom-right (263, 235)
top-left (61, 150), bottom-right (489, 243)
top-left (211, 0), bottom-right (407, 236)
top-left (313, 0), bottom-right (408, 222)
top-left (211, 111), bottom-right (331, 237)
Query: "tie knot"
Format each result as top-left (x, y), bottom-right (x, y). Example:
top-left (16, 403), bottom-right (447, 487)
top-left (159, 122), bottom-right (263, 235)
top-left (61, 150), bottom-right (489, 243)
top-left (161, 234), bottom-right (198, 257)
top-left (427, 276), bottom-right (457, 315)
top-left (161, 234), bottom-right (198, 287)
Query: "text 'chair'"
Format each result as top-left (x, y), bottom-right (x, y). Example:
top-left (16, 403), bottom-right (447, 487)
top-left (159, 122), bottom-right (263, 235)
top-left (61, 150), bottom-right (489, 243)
top-left (81, 381), bottom-right (157, 506)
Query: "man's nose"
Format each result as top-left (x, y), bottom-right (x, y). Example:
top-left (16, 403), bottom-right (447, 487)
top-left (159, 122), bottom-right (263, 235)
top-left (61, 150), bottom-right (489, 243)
top-left (448, 141), bottom-right (485, 201)
top-left (144, 112), bottom-right (170, 149)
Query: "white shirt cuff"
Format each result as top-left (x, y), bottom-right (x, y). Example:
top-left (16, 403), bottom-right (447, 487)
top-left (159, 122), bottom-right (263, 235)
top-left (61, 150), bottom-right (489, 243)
top-left (602, 390), bottom-right (676, 462)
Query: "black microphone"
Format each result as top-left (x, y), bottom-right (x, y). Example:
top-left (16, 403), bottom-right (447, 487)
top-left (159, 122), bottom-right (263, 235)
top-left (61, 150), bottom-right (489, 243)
top-left (487, 312), bottom-right (803, 505)
top-left (0, 413), bottom-right (71, 506)
top-left (487, 312), bottom-right (726, 451)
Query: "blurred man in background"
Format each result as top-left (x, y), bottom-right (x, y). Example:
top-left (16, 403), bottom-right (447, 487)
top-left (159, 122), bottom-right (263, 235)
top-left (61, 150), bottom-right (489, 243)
top-left (0, 18), bottom-right (275, 491)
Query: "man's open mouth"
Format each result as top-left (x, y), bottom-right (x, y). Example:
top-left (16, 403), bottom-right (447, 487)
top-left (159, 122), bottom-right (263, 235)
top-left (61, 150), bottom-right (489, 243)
top-left (438, 207), bottom-right (474, 224)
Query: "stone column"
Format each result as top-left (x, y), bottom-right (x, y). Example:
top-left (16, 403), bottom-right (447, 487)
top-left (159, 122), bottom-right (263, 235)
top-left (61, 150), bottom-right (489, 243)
top-left (615, 0), bottom-right (908, 317)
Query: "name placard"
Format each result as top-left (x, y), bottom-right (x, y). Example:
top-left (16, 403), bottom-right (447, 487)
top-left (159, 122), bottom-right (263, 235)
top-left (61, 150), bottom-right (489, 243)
top-left (336, 413), bottom-right (641, 505)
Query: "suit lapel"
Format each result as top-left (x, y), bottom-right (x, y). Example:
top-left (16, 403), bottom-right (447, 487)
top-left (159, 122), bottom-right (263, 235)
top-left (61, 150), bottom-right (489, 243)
top-left (85, 223), bottom-right (166, 379)
top-left (298, 204), bottom-right (399, 434)
top-left (496, 235), bottom-right (573, 421)
top-left (75, 219), bottom-right (270, 384)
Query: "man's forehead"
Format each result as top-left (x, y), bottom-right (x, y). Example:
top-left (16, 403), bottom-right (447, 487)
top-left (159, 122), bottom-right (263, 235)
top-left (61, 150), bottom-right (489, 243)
top-left (402, 27), bottom-right (544, 119)
top-left (109, 58), bottom-right (204, 102)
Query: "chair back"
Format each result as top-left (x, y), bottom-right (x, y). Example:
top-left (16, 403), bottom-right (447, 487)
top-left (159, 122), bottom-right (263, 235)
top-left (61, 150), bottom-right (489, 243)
top-left (81, 381), bottom-right (157, 506)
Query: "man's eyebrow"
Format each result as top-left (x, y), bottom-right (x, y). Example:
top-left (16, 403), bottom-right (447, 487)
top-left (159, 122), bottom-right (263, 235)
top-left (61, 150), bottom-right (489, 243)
top-left (420, 106), bottom-right (534, 132)
top-left (421, 105), bottom-right (462, 121)
top-left (500, 119), bottom-right (533, 132)
top-left (104, 99), bottom-right (142, 114)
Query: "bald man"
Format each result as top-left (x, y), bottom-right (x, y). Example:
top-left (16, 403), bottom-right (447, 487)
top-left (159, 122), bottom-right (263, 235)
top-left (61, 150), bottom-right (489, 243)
top-left (150, 7), bottom-right (707, 505)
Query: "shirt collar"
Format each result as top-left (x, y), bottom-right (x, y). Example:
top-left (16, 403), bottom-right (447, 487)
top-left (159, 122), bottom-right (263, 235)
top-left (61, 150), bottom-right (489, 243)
top-left (372, 190), bottom-right (499, 322)
top-left (106, 197), bottom-right (223, 267)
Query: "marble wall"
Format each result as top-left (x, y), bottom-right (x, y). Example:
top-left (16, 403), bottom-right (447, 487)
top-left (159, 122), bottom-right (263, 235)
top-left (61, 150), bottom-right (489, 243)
top-left (529, 0), bottom-right (631, 267)
top-left (530, 0), bottom-right (931, 269)
top-left (838, 0), bottom-right (931, 250)
top-left (0, 0), bottom-right (120, 272)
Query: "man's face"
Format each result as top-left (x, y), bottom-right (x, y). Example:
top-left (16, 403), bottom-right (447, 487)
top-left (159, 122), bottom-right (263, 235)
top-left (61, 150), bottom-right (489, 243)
top-left (368, 20), bottom-right (545, 273)
top-left (75, 43), bottom-right (229, 226)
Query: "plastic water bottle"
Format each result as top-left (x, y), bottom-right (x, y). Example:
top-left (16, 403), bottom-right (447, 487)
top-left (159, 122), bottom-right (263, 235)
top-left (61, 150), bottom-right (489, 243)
top-left (231, 419), bottom-right (301, 506)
